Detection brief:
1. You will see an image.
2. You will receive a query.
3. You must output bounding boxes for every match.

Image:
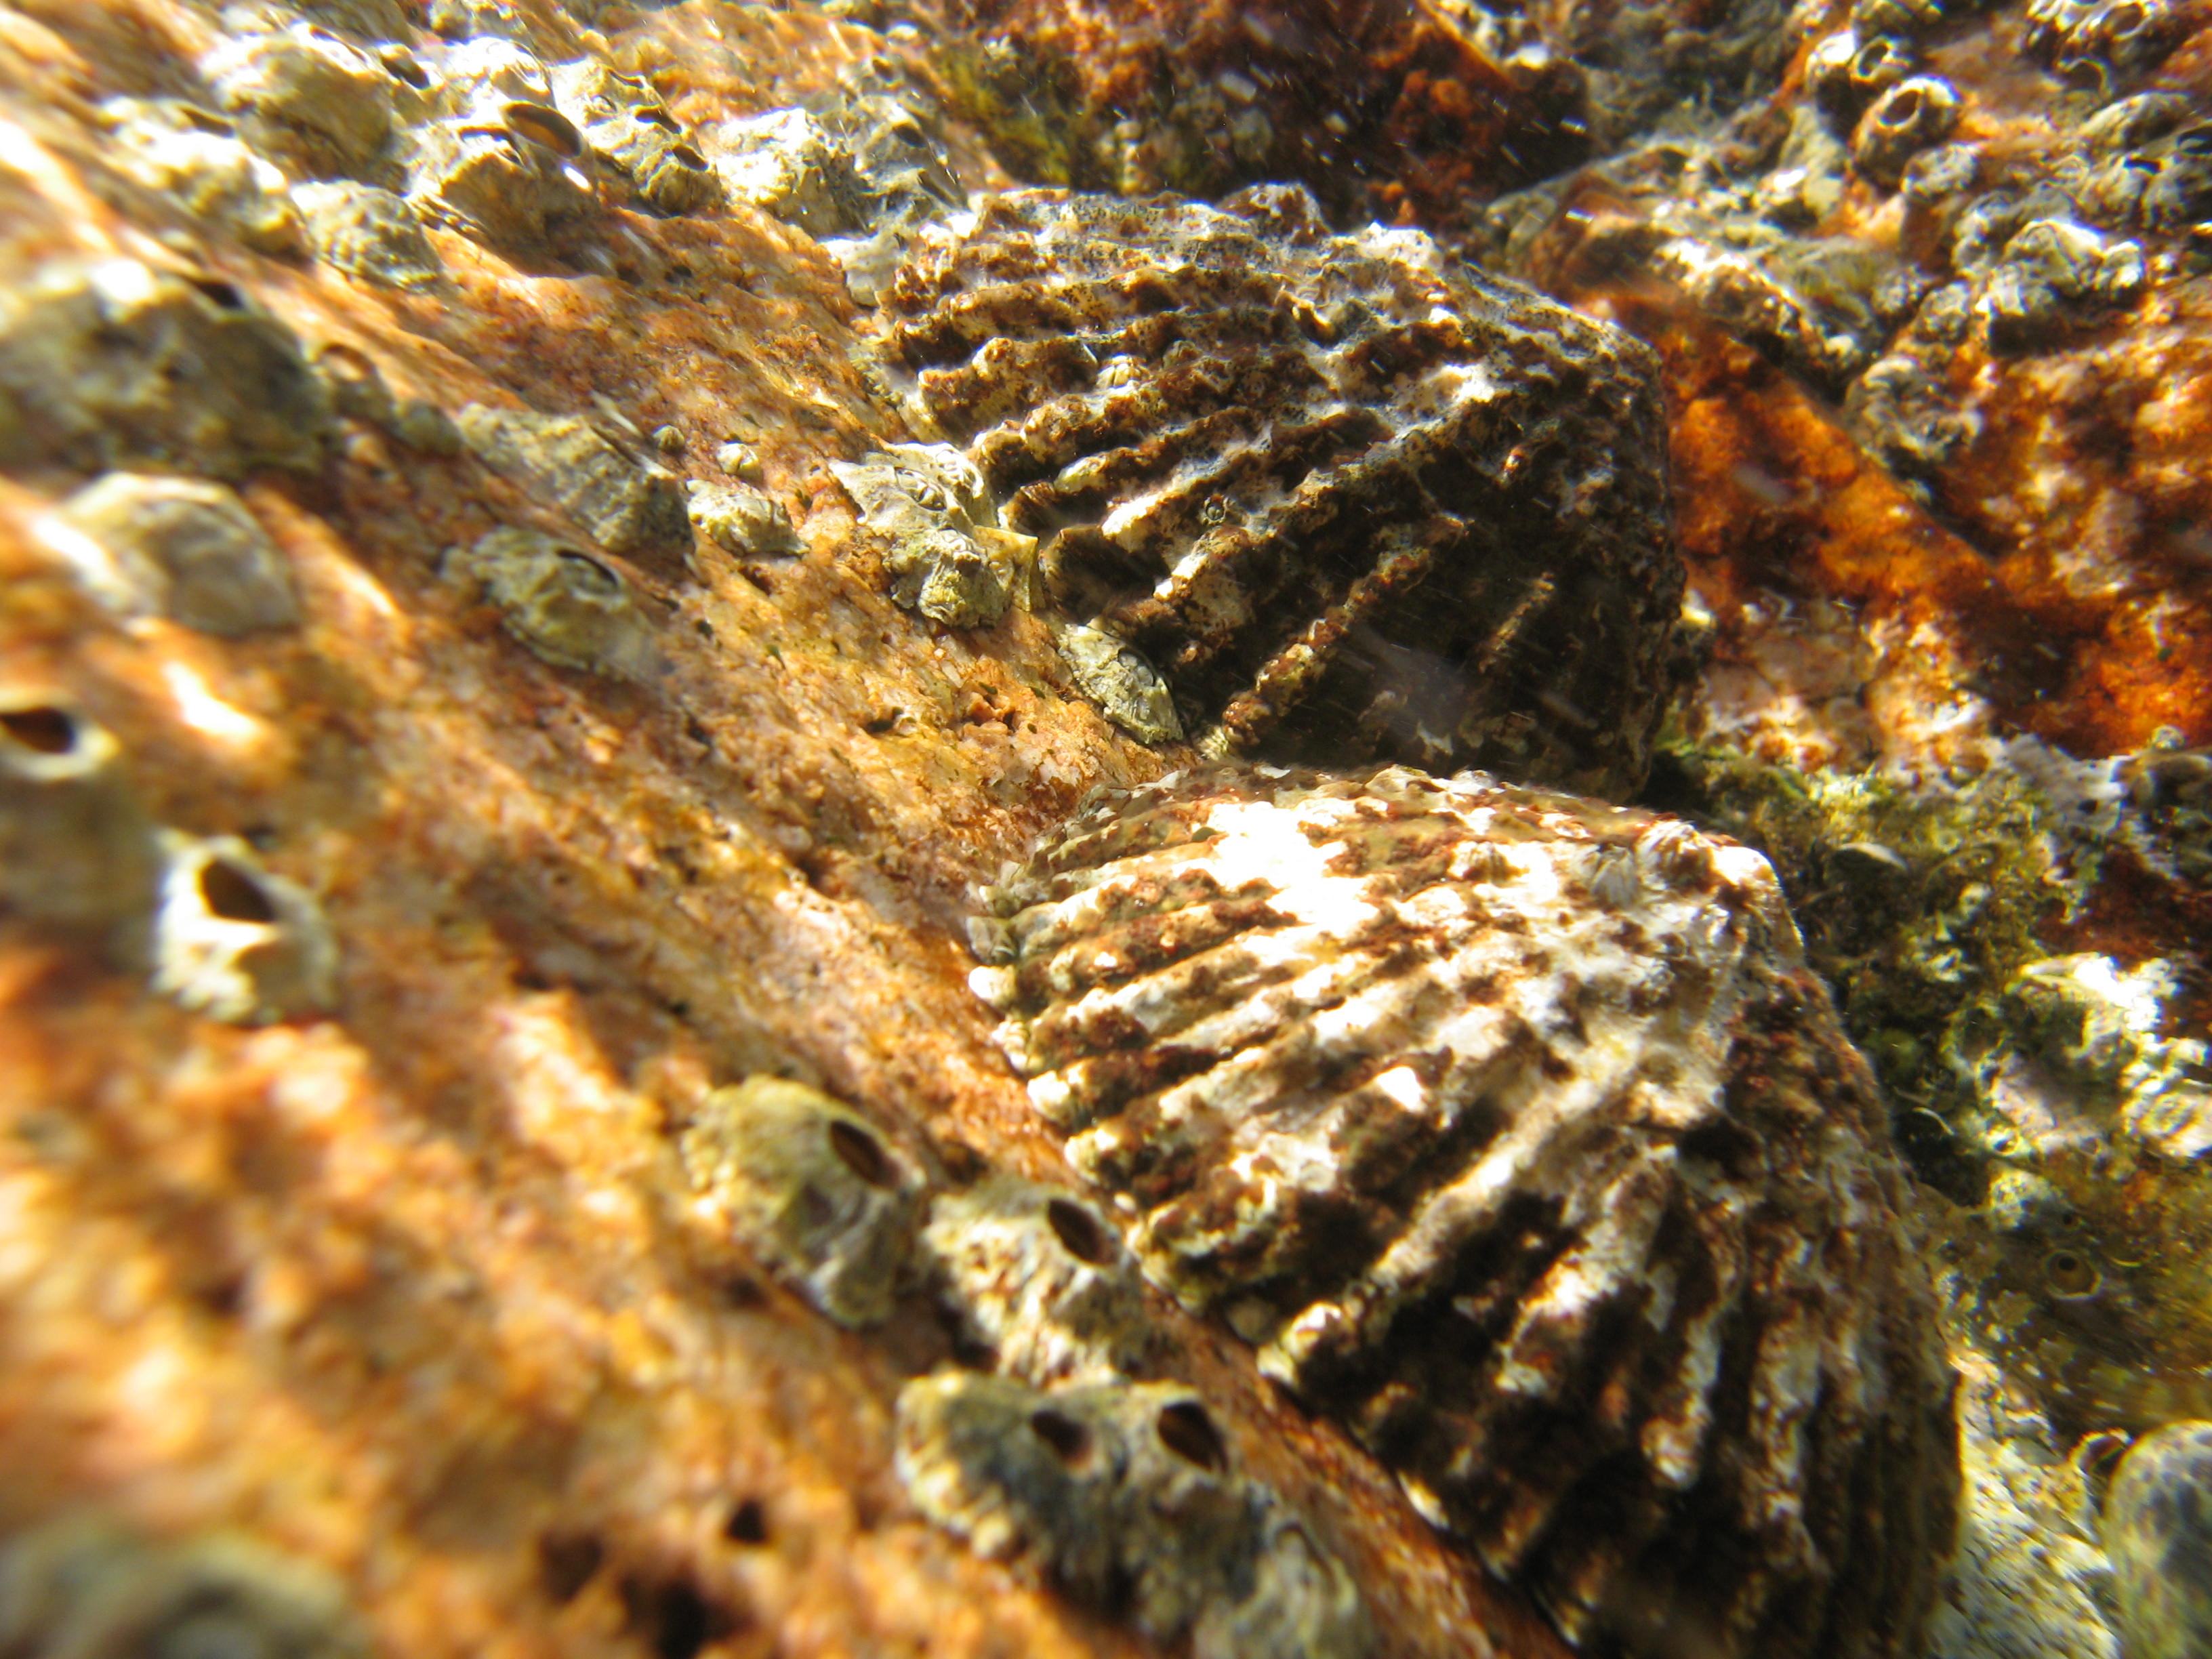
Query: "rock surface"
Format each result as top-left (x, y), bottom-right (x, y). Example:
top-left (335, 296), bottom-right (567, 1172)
top-left (1, 0), bottom-right (2209, 1655)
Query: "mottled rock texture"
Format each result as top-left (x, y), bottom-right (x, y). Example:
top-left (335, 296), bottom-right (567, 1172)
top-left (0, 0), bottom-right (1598, 1655)
top-left (973, 762), bottom-right (1960, 1659)
top-left (925, 0), bottom-right (1593, 229)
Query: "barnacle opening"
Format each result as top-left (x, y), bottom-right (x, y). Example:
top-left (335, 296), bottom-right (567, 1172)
top-left (723, 1498), bottom-right (770, 1545)
top-left (1155, 1401), bottom-right (1227, 1471)
top-left (1, 704), bottom-right (85, 757)
top-left (186, 276), bottom-right (249, 311)
top-left (537, 1530), bottom-right (604, 1604)
top-left (2044, 1247), bottom-right (2103, 1299)
top-left (199, 854), bottom-right (281, 925)
top-left (827, 1118), bottom-right (895, 1189)
top-left (1046, 1196), bottom-right (1115, 1265)
top-left (504, 101), bottom-right (583, 158)
top-left (1029, 1408), bottom-right (1091, 1465)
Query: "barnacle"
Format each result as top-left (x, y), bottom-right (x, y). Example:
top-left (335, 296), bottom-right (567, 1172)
top-left (686, 481), bottom-right (802, 562)
top-left (101, 98), bottom-right (304, 256)
top-left (895, 1372), bottom-right (1371, 1658)
top-left (1851, 76), bottom-right (1961, 188)
top-left (0, 1517), bottom-right (367, 1659)
top-left (404, 96), bottom-right (593, 253)
top-left (1052, 621), bottom-right (1181, 744)
top-left (705, 110), bottom-right (870, 236)
top-left (553, 67), bottom-right (723, 219)
top-left (919, 1175), bottom-right (1151, 1384)
top-left (0, 261), bottom-right (334, 478)
top-left (293, 181), bottom-right (444, 289)
top-left (424, 34), bottom-right (550, 123)
top-left (970, 762), bottom-right (1957, 1658)
top-left (2103, 1421), bottom-right (2212, 1659)
top-left (203, 24), bottom-right (401, 182)
top-left (678, 1078), bottom-right (925, 1329)
top-left (2024, 0), bottom-right (2188, 76)
top-left (827, 443), bottom-right (1029, 628)
top-left (1807, 28), bottom-right (1917, 128)
top-left (1980, 219), bottom-right (2146, 352)
top-left (456, 407), bottom-right (691, 569)
top-left (874, 185), bottom-right (1681, 793)
top-left (446, 527), bottom-right (663, 680)
top-left (150, 833), bottom-right (340, 1026)
top-left (48, 473), bottom-right (301, 636)
top-left (0, 694), bottom-right (163, 932)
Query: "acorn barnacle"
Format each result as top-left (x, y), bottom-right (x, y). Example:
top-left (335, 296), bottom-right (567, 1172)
top-left (968, 763), bottom-right (1959, 1659)
top-left (874, 186), bottom-right (1683, 796)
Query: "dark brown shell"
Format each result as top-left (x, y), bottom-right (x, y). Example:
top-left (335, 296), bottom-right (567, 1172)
top-left (876, 187), bottom-right (1683, 796)
top-left (970, 763), bottom-right (1959, 1659)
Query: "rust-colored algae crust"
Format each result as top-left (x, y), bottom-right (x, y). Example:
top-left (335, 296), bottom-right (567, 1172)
top-left (876, 184), bottom-right (1686, 796)
top-left (974, 762), bottom-right (1961, 1659)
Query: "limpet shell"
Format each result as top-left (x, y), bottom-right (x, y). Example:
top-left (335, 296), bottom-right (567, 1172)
top-left (874, 185), bottom-right (1682, 794)
top-left (970, 762), bottom-right (1958, 1658)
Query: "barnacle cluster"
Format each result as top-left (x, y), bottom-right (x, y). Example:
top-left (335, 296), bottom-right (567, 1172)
top-left (0, 689), bottom-right (336, 1027)
top-left (897, 1374), bottom-right (1372, 1659)
top-left (970, 762), bottom-right (1959, 1658)
top-left (918, 1174), bottom-right (1151, 1385)
top-left (680, 1076), bottom-right (1374, 1653)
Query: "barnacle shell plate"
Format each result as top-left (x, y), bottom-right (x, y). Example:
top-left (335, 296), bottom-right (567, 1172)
top-left (972, 764), bottom-right (1957, 1658)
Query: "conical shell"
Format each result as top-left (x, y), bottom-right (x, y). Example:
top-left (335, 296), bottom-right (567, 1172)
top-left (876, 186), bottom-right (1682, 796)
top-left (970, 763), bottom-right (1958, 1659)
